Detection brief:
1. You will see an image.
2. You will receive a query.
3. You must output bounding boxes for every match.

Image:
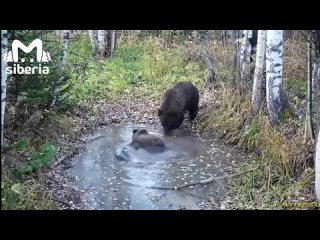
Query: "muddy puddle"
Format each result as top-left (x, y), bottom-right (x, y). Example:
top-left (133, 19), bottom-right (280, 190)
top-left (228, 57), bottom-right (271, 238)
top-left (67, 124), bottom-right (249, 210)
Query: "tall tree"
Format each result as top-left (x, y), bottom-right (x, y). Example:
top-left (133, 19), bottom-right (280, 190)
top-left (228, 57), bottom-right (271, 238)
top-left (316, 49), bottom-right (320, 130)
top-left (110, 30), bottom-right (117, 57)
top-left (266, 30), bottom-right (288, 125)
top-left (313, 30), bottom-right (320, 131)
top-left (98, 30), bottom-right (106, 57)
top-left (1, 30), bottom-right (8, 146)
top-left (305, 32), bottom-right (315, 142)
top-left (88, 30), bottom-right (98, 54)
top-left (240, 30), bottom-right (253, 79)
top-left (316, 131), bottom-right (320, 200)
top-left (252, 30), bottom-right (267, 111)
top-left (50, 30), bottom-right (70, 107)
top-left (233, 30), bottom-right (241, 87)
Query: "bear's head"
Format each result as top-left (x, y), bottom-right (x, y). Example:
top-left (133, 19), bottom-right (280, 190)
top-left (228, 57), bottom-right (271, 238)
top-left (132, 128), bottom-right (148, 135)
top-left (158, 109), bottom-right (184, 133)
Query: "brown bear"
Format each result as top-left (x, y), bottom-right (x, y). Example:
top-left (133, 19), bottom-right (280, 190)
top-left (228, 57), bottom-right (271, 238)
top-left (130, 128), bottom-right (166, 152)
top-left (158, 82), bottom-right (199, 133)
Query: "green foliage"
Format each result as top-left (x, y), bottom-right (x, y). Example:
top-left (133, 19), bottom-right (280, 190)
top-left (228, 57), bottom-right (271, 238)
top-left (20, 143), bottom-right (57, 174)
top-left (239, 116), bottom-right (262, 151)
top-left (285, 78), bottom-right (307, 99)
top-left (68, 36), bottom-right (206, 101)
top-left (7, 31), bottom-right (72, 109)
top-left (12, 138), bottom-right (30, 152)
top-left (281, 107), bottom-right (295, 121)
top-left (1, 176), bottom-right (57, 210)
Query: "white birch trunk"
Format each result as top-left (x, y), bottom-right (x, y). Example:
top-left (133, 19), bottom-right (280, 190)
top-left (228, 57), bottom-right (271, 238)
top-left (98, 30), bottom-right (106, 57)
top-left (316, 131), bottom-right (320, 201)
top-left (316, 56), bottom-right (320, 130)
top-left (252, 30), bottom-right (267, 111)
top-left (266, 30), bottom-right (288, 125)
top-left (240, 30), bottom-right (253, 79)
top-left (240, 30), bottom-right (248, 74)
top-left (244, 30), bottom-right (253, 66)
top-left (233, 30), bottom-right (241, 86)
top-left (305, 33), bottom-right (315, 142)
top-left (110, 30), bottom-right (116, 57)
top-left (88, 30), bottom-right (98, 54)
top-left (1, 30), bottom-right (8, 146)
top-left (61, 30), bottom-right (69, 68)
top-left (50, 30), bottom-right (69, 107)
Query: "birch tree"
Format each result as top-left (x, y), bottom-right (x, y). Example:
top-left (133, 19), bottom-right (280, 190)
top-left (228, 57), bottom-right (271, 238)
top-left (50, 30), bottom-right (69, 107)
top-left (316, 131), bottom-right (320, 200)
top-left (252, 30), bottom-right (267, 111)
top-left (266, 30), bottom-right (288, 125)
top-left (240, 30), bottom-right (253, 79)
top-left (1, 30), bottom-right (8, 146)
top-left (98, 30), bottom-right (106, 57)
top-left (110, 30), bottom-right (117, 57)
top-left (316, 50), bottom-right (320, 130)
top-left (313, 30), bottom-right (320, 131)
top-left (305, 32), bottom-right (315, 142)
top-left (233, 30), bottom-right (241, 87)
top-left (88, 30), bottom-right (98, 54)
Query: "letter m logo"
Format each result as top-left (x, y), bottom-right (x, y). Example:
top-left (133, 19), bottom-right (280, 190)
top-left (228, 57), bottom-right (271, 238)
top-left (4, 39), bottom-right (51, 62)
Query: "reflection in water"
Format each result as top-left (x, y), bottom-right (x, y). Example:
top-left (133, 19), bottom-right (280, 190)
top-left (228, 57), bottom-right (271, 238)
top-left (68, 124), bottom-right (247, 210)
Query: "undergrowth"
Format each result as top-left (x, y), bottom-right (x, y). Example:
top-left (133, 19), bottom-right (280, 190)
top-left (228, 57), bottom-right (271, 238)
top-left (198, 86), bottom-right (315, 209)
top-left (2, 138), bottom-right (58, 209)
top-left (67, 36), bottom-right (206, 102)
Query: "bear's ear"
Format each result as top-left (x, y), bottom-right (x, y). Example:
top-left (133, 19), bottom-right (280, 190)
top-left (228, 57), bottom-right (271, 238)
top-left (158, 109), bottom-right (163, 116)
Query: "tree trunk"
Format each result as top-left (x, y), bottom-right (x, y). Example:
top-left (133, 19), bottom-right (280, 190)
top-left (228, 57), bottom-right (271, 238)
top-left (88, 30), bottom-right (98, 54)
top-left (240, 30), bottom-right (253, 79)
top-left (1, 30), bottom-right (8, 146)
top-left (316, 55), bottom-right (320, 131)
top-left (266, 30), bottom-right (288, 125)
top-left (98, 30), bottom-right (106, 57)
top-left (240, 30), bottom-right (248, 75)
top-left (106, 30), bottom-right (117, 58)
top-left (252, 30), bottom-right (267, 111)
top-left (244, 30), bottom-right (253, 72)
top-left (305, 32), bottom-right (315, 143)
top-left (313, 30), bottom-right (320, 132)
top-left (110, 30), bottom-right (117, 57)
top-left (50, 30), bottom-right (69, 107)
top-left (233, 30), bottom-right (241, 87)
top-left (199, 49), bottom-right (217, 86)
top-left (316, 131), bottom-right (320, 201)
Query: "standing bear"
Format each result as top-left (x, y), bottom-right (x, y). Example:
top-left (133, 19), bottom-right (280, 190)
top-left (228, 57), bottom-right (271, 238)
top-left (158, 82), bottom-right (199, 133)
top-left (130, 128), bottom-right (166, 152)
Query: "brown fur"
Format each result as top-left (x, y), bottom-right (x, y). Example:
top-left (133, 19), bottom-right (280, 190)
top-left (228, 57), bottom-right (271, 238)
top-left (158, 82), bottom-right (199, 132)
top-left (131, 129), bottom-right (165, 151)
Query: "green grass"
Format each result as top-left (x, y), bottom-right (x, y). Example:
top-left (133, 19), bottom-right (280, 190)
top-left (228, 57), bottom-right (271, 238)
top-left (12, 138), bottom-right (30, 152)
top-left (285, 78), bottom-right (308, 100)
top-left (20, 143), bottom-right (57, 175)
top-left (67, 36), bottom-right (206, 102)
top-left (1, 176), bottom-right (57, 210)
top-left (198, 84), bottom-right (314, 209)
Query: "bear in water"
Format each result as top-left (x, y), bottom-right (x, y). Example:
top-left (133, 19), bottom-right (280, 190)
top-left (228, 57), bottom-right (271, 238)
top-left (158, 82), bottom-right (199, 133)
top-left (130, 128), bottom-right (166, 153)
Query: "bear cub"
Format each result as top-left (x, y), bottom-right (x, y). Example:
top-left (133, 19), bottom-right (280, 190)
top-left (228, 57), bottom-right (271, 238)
top-left (130, 128), bottom-right (166, 153)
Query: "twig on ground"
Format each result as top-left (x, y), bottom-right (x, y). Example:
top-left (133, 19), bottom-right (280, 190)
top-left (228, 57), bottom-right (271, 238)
top-left (148, 164), bottom-right (264, 191)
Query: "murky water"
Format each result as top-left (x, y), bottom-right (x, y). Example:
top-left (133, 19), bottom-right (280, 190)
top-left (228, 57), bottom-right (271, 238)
top-left (67, 124), bottom-right (248, 210)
